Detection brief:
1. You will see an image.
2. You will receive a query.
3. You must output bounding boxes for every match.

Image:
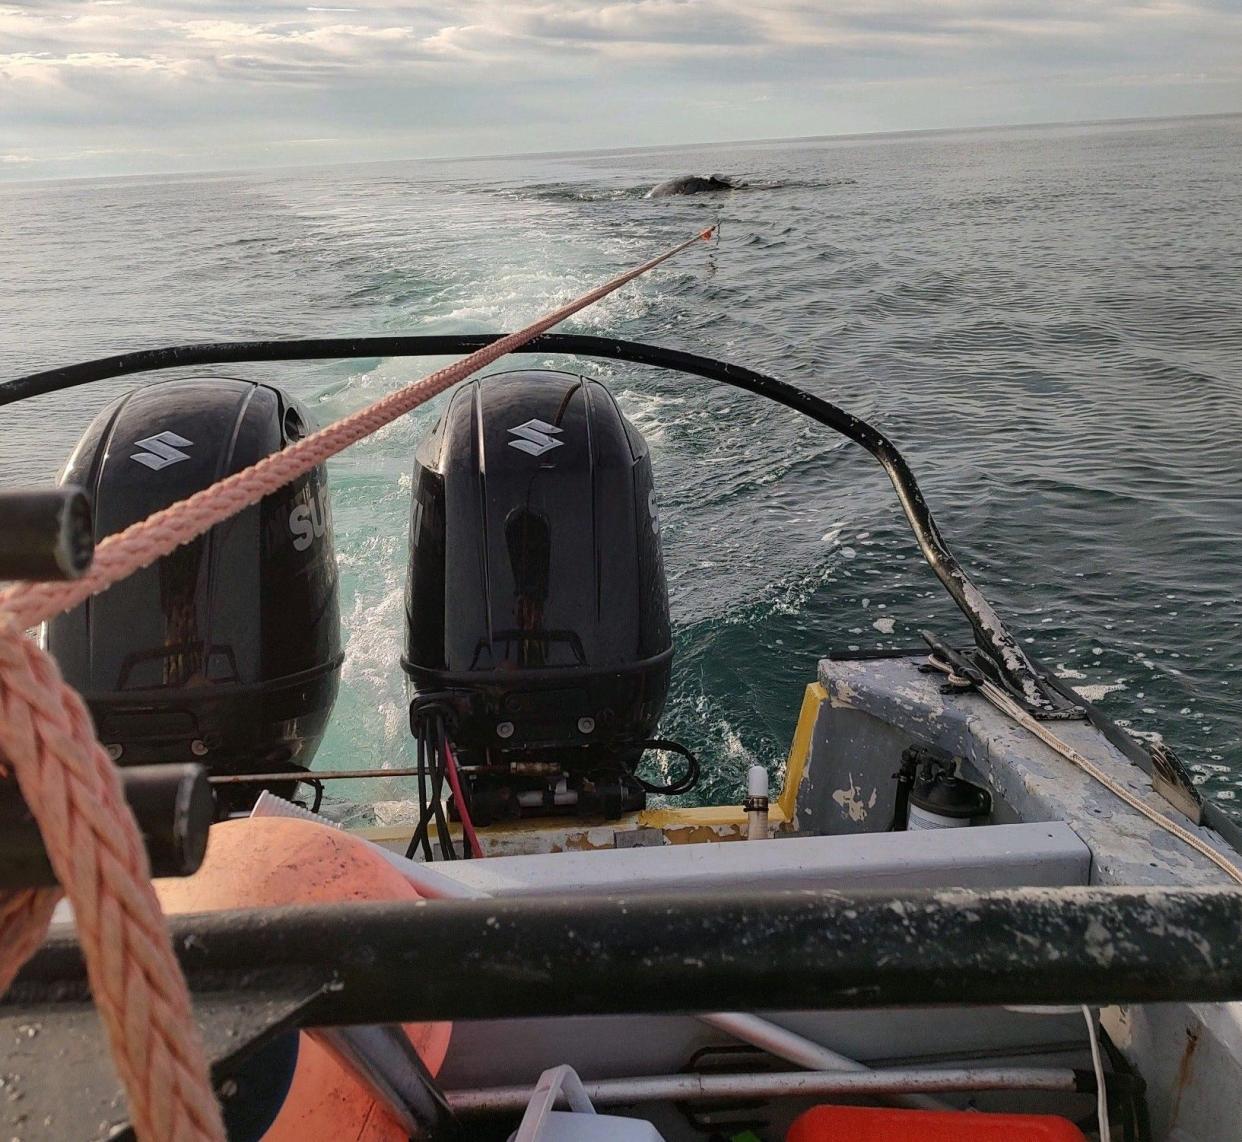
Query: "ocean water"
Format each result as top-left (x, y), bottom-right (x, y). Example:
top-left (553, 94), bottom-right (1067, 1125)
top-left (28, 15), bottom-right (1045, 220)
top-left (2, 116), bottom-right (1240, 811)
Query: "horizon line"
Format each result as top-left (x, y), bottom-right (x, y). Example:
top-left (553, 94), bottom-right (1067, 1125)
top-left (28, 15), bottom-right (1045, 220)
top-left (3, 109), bottom-right (1240, 187)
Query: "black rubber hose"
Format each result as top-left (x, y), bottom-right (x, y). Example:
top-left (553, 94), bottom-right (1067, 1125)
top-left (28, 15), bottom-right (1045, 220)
top-left (405, 723), bottom-right (434, 862)
top-left (632, 739), bottom-right (700, 797)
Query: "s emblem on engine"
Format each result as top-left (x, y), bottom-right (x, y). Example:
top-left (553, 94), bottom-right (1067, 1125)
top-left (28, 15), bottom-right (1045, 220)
top-left (290, 485), bottom-right (331, 552)
top-left (507, 419), bottom-right (563, 457)
top-left (131, 431), bottom-right (193, 471)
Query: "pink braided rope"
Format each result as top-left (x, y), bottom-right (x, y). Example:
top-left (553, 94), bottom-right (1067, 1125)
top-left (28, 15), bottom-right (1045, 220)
top-left (0, 227), bottom-right (712, 1140)
top-left (0, 616), bottom-right (224, 1139)
top-left (0, 228), bottom-right (712, 632)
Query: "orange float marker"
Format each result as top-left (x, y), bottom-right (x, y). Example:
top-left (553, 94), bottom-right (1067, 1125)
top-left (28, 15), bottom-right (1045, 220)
top-left (156, 817), bottom-right (452, 1140)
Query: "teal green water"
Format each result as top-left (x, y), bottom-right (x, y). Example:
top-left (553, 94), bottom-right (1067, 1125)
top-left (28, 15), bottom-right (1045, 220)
top-left (2, 116), bottom-right (1240, 810)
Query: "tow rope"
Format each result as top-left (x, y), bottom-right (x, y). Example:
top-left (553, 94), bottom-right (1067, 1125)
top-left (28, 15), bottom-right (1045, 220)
top-left (0, 226), bottom-right (714, 1141)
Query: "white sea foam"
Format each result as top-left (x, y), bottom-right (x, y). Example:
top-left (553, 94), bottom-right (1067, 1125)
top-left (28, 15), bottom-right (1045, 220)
top-left (1072, 682), bottom-right (1127, 702)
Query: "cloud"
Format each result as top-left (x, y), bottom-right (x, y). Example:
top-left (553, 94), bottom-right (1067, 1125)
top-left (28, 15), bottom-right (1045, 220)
top-left (4, 1), bottom-right (1238, 83)
top-left (2, 49), bottom-right (190, 81)
top-left (0, 0), bottom-right (1239, 176)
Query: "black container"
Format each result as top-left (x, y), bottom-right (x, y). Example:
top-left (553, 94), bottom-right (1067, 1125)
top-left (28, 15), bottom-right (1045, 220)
top-left (47, 377), bottom-right (341, 811)
top-left (403, 370), bottom-right (671, 780)
top-left (908, 755), bottom-right (993, 829)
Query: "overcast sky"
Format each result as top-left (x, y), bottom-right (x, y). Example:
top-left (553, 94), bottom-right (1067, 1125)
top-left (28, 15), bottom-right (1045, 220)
top-left (2, 0), bottom-right (1241, 179)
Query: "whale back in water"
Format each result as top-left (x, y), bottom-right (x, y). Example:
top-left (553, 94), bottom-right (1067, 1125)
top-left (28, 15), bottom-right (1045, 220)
top-left (646, 174), bottom-right (736, 198)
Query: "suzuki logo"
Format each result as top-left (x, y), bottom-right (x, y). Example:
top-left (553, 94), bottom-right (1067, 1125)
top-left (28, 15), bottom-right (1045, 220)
top-left (507, 419), bottom-right (563, 457)
top-left (289, 484), bottom-right (332, 552)
top-left (131, 431), bottom-right (193, 471)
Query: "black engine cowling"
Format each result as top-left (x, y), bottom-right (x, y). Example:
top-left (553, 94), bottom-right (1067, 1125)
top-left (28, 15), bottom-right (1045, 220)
top-left (47, 377), bottom-right (342, 813)
top-left (402, 369), bottom-right (671, 819)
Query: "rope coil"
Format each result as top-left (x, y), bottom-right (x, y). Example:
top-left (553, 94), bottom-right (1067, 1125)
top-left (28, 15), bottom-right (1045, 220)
top-left (0, 227), bottom-right (713, 1139)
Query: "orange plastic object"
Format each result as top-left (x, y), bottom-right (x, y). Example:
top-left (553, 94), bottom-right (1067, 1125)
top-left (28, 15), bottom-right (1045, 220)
top-left (156, 817), bottom-right (453, 1141)
top-left (787, 1105), bottom-right (1088, 1141)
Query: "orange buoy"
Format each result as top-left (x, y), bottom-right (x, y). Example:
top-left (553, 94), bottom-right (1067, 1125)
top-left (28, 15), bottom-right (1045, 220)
top-left (156, 817), bottom-right (452, 1141)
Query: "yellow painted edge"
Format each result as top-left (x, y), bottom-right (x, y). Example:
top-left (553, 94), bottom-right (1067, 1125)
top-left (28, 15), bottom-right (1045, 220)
top-left (638, 804), bottom-right (788, 828)
top-left (362, 823), bottom-right (459, 846)
top-left (777, 682), bottom-right (828, 821)
top-left (361, 802), bottom-right (791, 847)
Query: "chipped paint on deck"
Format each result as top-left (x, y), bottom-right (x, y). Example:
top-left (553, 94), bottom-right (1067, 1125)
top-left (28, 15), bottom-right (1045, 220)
top-left (832, 773), bottom-right (878, 822)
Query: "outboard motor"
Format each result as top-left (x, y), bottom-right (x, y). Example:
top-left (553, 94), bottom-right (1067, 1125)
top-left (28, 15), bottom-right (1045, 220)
top-left (47, 377), bottom-right (342, 814)
top-left (403, 370), bottom-right (673, 823)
